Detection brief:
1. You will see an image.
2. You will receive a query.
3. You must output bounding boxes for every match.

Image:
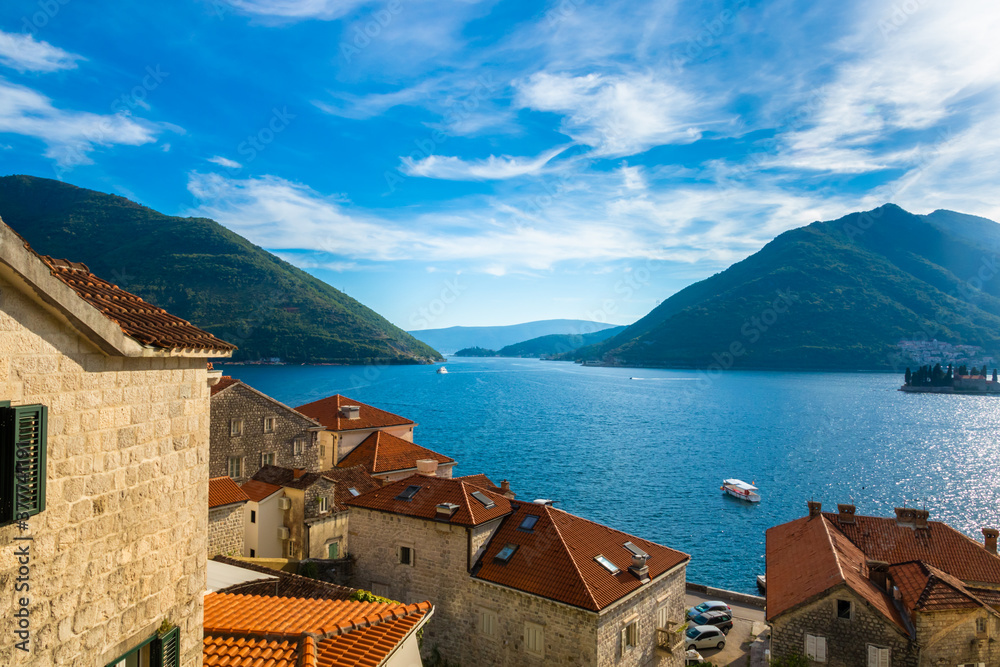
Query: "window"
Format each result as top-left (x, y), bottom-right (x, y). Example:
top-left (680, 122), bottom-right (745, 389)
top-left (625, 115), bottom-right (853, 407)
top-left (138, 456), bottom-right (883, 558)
top-left (320, 444), bottom-right (326, 459)
top-left (836, 599), bottom-right (853, 620)
top-left (621, 620), bottom-right (639, 653)
top-left (250, 510), bottom-right (256, 524)
top-left (263, 417), bottom-right (275, 433)
top-left (518, 515), bottom-right (539, 531)
top-left (230, 419), bottom-right (243, 436)
top-left (227, 456), bottom-right (244, 479)
top-left (623, 541), bottom-right (649, 558)
top-left (471, 490), bottom-right (495, 509)
top-left (396, 485), bottom-right (421, 501)
top-left (805, 634), bottom-right (827, 662)
top-left (0, 404), bottom-right (48, 526)
top-left (495, 543), bottom-right (519, 563)
top-left (293, 437), bottom-right (305, 456)
top-left (348, 487), bottom-right (360, 497)
top-left (283, 540), bottom-right (294, 558)
top-left (524, 622), bottom-right (544, 657)
top-left (261, 452), bottom-right (275, 467)
top-left (594, 554), bottom-right (620, 574)
top-left (656, 605), bottom-right (669, 630)
top-left (866, 645), bottom-right (889, 667)
top-left (319, 496), bottom-right (328, 513)
top-left (327, 542), bottom-right (340, 559)
top-left (478, 608), bottom-right (498, 639)
top-left (249, 549), bottom-right (255, 557)
top-left (399, 546), bottom-right (414, 565)
top-left (104, 626), bottom-right (180, 667)
top-left (977, 617), bottom-right (988, 634)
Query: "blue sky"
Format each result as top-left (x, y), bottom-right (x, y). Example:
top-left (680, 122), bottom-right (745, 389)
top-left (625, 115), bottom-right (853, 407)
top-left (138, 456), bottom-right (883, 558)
top-left (1, 0), bottom-right (998, 329)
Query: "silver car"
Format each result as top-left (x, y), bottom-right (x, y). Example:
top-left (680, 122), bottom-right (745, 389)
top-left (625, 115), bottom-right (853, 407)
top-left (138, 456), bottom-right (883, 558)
top-left (685, 624), bottom-right (727, 651)
top-left (687, 601), bottom-right (731, 621)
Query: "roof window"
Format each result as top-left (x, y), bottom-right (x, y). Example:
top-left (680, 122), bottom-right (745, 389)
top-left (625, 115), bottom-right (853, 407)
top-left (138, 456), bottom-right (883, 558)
top-left (348, 487), bottom-right (360, 497)
top-left (471, 490), bottom-right (495, 509)
top-left (623, 541), bottom-right (649, 558)
top-left (518, 515), bottom-right (539, 532)
top-left (494, 543), bottom-right (519, 563)
top-left (395, 485), bottom-right (421, 501)
top-left (594, 554), bottom-right (620, 574)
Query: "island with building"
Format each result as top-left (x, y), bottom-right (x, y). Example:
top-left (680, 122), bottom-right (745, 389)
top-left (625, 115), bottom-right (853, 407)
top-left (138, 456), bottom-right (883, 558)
top-left (900, 363), bottom-right (1000, 394)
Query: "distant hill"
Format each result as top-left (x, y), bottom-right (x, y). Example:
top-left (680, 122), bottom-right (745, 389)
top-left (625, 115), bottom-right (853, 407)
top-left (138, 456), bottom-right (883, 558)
top-left (497, 325), bottom-right (627, 357)
top-left (571, 204), bottom-right (1000, 370)
top-left (0, 175), bottom-right (442, 364)
top-left (410, 319), bottom-right (621, 354)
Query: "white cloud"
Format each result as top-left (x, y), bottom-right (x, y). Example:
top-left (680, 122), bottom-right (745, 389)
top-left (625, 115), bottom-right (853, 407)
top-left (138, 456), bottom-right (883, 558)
top-left (0, 31), bottom-right (81, 72)
top-left (224, 0), bottom-right (370, 19)
top-left (0, 78), bottom-right (160, 166)
top-left (208, 155), bottom-right (242, 169)
top-left (514, 71), bottom-right (713, 157)
top-left (399, 145), bottom-right (571, 180)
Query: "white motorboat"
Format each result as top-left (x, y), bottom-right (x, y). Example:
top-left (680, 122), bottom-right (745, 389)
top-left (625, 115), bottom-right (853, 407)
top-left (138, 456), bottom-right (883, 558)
top-left (436, 366), bottom-right (448, 374)
top-left (721, 478), bottom-right (760, 503)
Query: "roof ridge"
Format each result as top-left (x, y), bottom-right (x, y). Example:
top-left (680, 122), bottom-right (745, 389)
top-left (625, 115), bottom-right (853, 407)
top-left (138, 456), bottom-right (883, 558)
top-left (370, 431), bottom-right (383, 473)
top-left (543, 504), bottom-right (601, 610)
top-left (219, 380), bottom-right (323, 426)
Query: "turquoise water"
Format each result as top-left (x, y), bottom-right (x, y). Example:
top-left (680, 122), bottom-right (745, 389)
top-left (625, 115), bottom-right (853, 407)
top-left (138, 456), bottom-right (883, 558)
top-left (216, 357), bottom-right (1000, 594)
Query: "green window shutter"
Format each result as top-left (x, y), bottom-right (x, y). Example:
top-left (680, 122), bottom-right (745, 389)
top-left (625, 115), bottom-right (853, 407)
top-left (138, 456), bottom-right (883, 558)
top-left (12, 405), bottom-right (47, 519)
top-left (153, 626), bottom-right (180, 667)
top-left (0, 406), bottom-right (13, 524)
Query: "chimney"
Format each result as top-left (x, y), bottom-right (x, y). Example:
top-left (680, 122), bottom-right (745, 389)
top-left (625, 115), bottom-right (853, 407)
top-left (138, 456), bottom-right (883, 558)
top-left (416, 459), bottom-right (439, 477)
top-left (339, 405), bottom-right (361, 420)
top-left (807, 501), bottom-right (822, 518)
top-left (436, 502), bottom-right (459, 519)
top-left (293, 469), bottom-right (305, 479)
top-left (628, 554), bottom-right (650, 583)
top-left (837, 504), bottom-right (856, 525)
top-left (984, 528), bottom-right (999, 554)
top-left (501, 480), bottom-right (510, 494)
top-left (894, 507), bottom-right (916, 527)
top-left (867, 560), bottom-right (889, 590)
top-left (914, 509), bottom-right (929, 530)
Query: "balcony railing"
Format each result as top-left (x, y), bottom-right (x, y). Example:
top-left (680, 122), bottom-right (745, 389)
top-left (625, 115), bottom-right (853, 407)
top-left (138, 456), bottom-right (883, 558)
top-left (656, 625), bottom-right (686, 654)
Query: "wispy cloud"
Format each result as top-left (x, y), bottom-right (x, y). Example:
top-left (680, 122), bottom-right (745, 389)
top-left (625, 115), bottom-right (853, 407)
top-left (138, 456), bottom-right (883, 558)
top-left (224, 0), bottom-right (370, 20)
top-left (0, 31), bottom-right (82, 72)
top-left (399, 145), bottom-right (572, 180)
top-left (207, 155), bottom-right (242, 168)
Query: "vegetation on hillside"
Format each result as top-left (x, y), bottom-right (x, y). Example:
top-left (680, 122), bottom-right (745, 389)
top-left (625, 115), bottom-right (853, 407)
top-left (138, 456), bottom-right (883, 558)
top-left (0, 175), bottom-right (442, 364)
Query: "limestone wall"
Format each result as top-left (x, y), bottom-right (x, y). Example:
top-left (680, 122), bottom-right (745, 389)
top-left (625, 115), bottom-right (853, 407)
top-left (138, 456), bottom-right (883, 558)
top-left (915, 608), bottom-right (1000, 666)
top-left (208, 504), bottom-right (245, 558)
top-left (306, 511), bottom-right (349, 559)
top-left (0, 277), bottom-right (210, 666)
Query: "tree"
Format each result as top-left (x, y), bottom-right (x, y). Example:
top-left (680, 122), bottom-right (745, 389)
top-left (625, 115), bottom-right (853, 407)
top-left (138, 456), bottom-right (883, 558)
top-left (904, 367), bottom-right (912, 385)
top-left (932, 363), bottom-right (943, 385)
top-left (994, 369), bottom-right (998, 383)
top-left (983, 365), bottom-right (989, 377)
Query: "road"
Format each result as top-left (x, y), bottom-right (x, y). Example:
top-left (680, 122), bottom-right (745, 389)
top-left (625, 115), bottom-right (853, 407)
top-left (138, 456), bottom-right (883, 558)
top-left (684, 589), bottom-right (767, 666)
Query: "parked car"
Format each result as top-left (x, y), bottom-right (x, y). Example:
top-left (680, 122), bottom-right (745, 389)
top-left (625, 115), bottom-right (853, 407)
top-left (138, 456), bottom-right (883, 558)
top-left (687, 601), bottom-right (731, 621)
top-left (685, 625), bottom-right (727, 651)
top-left (688, 610), bottom-right (734, 633)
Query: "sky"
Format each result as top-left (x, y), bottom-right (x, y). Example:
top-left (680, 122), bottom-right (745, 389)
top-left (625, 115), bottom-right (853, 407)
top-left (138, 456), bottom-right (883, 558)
top-left (1, 0), bottom-right (1000, 329)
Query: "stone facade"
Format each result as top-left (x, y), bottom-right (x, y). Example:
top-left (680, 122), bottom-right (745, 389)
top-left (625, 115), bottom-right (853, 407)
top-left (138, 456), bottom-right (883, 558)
top-left (914, 607), bottom-right (1000, 665)
top-left (208, 503), bottom-right (245, 558)
top-left (0, 273), bottom-right (212, 666)
top-left (771, 586), bottom-right (917, 667)
top-left (210, 382), bottom-right (321, 483)
top-left (347, 506), bottom-right (686, 667)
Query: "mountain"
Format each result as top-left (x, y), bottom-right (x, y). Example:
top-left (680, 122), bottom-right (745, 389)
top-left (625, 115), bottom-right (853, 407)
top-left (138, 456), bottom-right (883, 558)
top-left (0, 175), bottom-right (441, 364)
top-left (497, 325), bottom-right (628, 357)
top-left (571, 204), bottom-right (1000, 370)
top-left (409, 319), bottom-right (621, 354)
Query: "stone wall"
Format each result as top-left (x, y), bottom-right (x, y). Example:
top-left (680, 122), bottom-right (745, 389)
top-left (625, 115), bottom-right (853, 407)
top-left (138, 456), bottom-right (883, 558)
top-left (915, 608), bottom-right (1000, 665)
top-left (210, 383), bottom-right (319, 482)
top-left (208, 503), bottom-right (245, 558)
top-left (771, 586), bottom-right (918, 667)
top-left (306, 511), bottom-right (349, 559)
top-left (0, 277), bottom-right (210, 667)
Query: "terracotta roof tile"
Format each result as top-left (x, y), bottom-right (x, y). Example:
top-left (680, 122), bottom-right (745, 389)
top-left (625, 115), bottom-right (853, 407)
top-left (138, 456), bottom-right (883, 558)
top-left (211, 375), bottom-right (240, 396)
top-left (888, 561), bottom-right (999, 613)
top-left (209, 476), bottom-right (250, 508)
top-left (212, 556), bottom-right (356, 600)
top-left (320, 466), bottom-right (383, 513)
top-left (295, 395), bottom-right (414, 431)
top-left (314, 607), bottom-right (426, 666)
top-left (204, 635), bottom-right (299, 667)
top-left (451, 473), bottom-right (503, 494)
top-left (242, 479), bottom-right (283, 502)
top-left (337, 431), bottom-right (454, 475)
top-left (473, 503), bottom-right (689, 611)
top-left (346, 474), bottom-right (511, 527)
top-left (38, 255), bottom-right (236, 353)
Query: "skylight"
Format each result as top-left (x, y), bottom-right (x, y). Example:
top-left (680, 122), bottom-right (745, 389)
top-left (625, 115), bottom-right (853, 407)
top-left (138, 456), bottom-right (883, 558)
top-left (594, 555), bottom-right (620, 574)
top-left (348, 488), bottom-right (360, 497)
top-left (495, 543), bottom-right (519, 563)
top-left (395, 485), bottom-right (421, 501)
top-left (623, 541), bottom-right (649, 558)
top-left (471, 490), bottom-right (496, 509)
top-left (518, 515), bottom-right (539, 532)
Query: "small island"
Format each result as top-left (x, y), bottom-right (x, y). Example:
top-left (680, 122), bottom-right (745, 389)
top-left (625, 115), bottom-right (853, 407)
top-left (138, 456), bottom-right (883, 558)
top-left (900, 364), bottom-right (1000, 394)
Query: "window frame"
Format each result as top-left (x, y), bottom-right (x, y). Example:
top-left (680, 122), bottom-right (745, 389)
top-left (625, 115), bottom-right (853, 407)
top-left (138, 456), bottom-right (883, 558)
top-left (250, 509), bottom-right (256, 524)
top-left (104, 626), bottom-right (179, 667)
top-left (836, 598), bottom-right (853, 620)
top-left (656, 605), bottom-right (670, 630)
top-left (319, 496), bottom-right (328, 513)
top-left (399, 545), bottom-right (414, 566)
top-left (524, 621), bottom-right (545, 657)
top-left (1, 403), bottom-right (48, 526)
top-left (866, 644), bottom-right (889, 667)
top-left (230, 419), bottom-right (243, 436)
top-left (261, 451), bottom-right (275, 467)
top-left (478, 607), bottom-right (499, 640)
top-left (327, 541), bottom-right (340, 559)
top-left (227, 456), bottom-right (244, 479)
top-left (293, 436), bottom-right (305, 456)
top-left (805, 633), bottom-right (827, 663)
top-left (263, 417), bottom-right (276, 433)
top-left (621, 618), bottom-right (639, 653)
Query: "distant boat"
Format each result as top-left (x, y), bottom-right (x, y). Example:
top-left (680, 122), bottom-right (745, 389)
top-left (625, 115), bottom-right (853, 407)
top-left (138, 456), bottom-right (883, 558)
top-left (721, 478), bottom-right (760, 503)
top-left (437, 366), bottom-right (448, 374)
top-left (757, 574), bottom-right (767, 593)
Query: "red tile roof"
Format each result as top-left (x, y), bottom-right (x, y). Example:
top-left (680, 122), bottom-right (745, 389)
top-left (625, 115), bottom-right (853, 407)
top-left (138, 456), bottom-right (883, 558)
top-left (210, 375), bottom-right (240, 396)
top-left (212, 556), bottom-right (356, 600)
top-left (208, 476), bottom-right (250, 508)
top-left (242, 479), bottom-right (283, 502)
top-left (295, 395), bottom-right (414, 431)
top-left (473, 503), bottom-right (690, 612)
top-left (454, 473), bottom-right (504, 494)
top-left (346, 474), bottom-right (512, 527)
top-left (39, 255), bottom-right (236, 353)
top-left (203, 593), bottom-right (432, 667)
top-left (320, 465), bottom-right (383, 512)
top-left (765, 514), bottom-right (907, 631)
top-left (337, 431), bottom-right (454, 475)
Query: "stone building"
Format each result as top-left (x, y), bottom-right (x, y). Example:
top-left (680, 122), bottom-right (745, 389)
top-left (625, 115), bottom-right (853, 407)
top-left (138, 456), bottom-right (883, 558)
top-left (347, 466), bottom-right (690, 666)
top-left (210, 376), bottom-right (324, 483)
top-left (208, 476), bottom-right (249, 557)
top-left (241, 478), bottom-right (284, 558)
top-left (767, 502), bottom-right (1000, 666)
top-left (0, 220), bottom-right (234, 666)
top-left (337, 430), bottom-right (456, 481)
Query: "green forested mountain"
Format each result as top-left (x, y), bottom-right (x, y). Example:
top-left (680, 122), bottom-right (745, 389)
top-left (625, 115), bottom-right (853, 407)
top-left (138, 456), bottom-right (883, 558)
top-left (0, 175), bottom-right (441, 364)
top-left (495, 326), bottom-right (628, 357)
top-left (571, 204), bottom-right (1000, 370)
